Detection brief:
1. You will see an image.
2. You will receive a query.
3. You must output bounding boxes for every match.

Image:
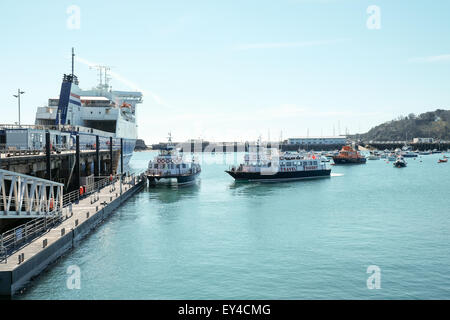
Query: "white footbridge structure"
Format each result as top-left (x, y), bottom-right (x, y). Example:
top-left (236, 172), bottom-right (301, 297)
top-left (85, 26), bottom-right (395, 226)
top-left (0, 169), bottom-right (63, 218)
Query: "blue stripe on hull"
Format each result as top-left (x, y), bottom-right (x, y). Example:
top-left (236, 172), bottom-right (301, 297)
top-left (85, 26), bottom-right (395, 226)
top-left (69, 99), bottom-right (81, 106)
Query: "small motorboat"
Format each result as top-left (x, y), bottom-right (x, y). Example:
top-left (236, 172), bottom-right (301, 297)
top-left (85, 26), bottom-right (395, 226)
top-left (367, 151), bottom-right (381, 160)
top-left (438, 158), bottom-right (448, 163)
top-left (393, 156), bottom-right (407, 168)
top-left (387, 153), bottom-right (397, 161)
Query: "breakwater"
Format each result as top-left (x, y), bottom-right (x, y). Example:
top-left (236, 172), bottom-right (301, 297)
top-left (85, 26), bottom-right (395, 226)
top-left (151, 142), bottom-right (346, 152)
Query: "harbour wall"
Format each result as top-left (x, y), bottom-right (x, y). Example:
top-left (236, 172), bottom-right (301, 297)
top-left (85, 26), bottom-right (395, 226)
top-left (152, 141), bottom-right (450, 152)
top-left (365, 142), bottom-right (450, 151)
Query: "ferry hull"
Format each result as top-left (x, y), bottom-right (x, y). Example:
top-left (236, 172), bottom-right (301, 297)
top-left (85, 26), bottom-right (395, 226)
top-left (225, 169), bottom-right (331, 182)
top-left (147, 170), bottom-right (201, 185)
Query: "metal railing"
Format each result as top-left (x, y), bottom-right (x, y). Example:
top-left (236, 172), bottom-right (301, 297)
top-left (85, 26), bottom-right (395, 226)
top-left (0, 144), bottom-right (116, 155)
top-left (0, 214), bottom-right (63, 263)
top-left (0, 245), bottom-right (6, 264)
top-left (62, 176), bottom-right (118, 207)
top-left (61, 173), bottom-right (143, 208)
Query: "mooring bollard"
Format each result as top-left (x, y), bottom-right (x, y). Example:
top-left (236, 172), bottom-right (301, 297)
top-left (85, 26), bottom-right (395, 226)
top-left (96, 206), bottom-right (99, 212)
top-left (86, 212), bottom-right (90, 218)
top-left (61, 228), bottom-right (65, 236)
top-left (110, 196), bottom-right (112, 201)
top-left (75, 219), bottom-right (79, 227)
top-left (43, 239), bottom-right (48, 248)
top-left (18, 253), bottom-right (25, 264)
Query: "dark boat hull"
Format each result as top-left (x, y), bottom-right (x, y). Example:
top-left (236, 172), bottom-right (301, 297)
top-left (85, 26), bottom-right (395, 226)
top-left (332, 157), bottom-right (366, 164)
top-left (402, 154), bottom-right (418, 158)
top-left (147, 170), bottom-right (201, 185)
top-left (177, 171), bottom-right (201, 184)
top-left (225, 169), bottom-right (331, 182)
top-left (394, 162), bottom-right (406, 168)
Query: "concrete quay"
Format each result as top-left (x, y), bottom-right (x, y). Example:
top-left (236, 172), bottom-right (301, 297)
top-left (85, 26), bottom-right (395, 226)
top-left (0, 173), bottom-right (146, 297)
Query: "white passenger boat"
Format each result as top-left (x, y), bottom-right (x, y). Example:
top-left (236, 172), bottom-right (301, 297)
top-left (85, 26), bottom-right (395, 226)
top-left (226, 146), bottom-right (331, 182)
top-left (146, 134), bottom-right (201, 185)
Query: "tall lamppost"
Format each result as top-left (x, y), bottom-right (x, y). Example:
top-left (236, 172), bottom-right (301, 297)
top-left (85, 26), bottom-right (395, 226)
top-left (13, 89), bottom-right (25, 127)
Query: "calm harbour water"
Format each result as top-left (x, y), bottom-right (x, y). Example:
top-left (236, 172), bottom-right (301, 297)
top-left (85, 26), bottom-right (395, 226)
top-left (17, 151), bottom-right (450, 299)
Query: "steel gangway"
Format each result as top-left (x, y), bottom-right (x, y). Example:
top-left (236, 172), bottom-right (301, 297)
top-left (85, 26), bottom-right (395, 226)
top-left (0, 169), bottom-right (63, 219)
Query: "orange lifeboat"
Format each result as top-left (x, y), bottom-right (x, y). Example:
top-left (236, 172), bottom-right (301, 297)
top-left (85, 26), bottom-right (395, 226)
top-left (332, 145), bottom-right (367, 164)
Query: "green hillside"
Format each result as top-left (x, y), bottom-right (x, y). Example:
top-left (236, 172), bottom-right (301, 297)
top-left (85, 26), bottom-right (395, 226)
top-left (357, 109), bottom-right (450, 141)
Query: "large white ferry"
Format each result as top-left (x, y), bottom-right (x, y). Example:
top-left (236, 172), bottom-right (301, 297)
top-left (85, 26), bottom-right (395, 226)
top-left (34, 49), bottom-right (143, 170)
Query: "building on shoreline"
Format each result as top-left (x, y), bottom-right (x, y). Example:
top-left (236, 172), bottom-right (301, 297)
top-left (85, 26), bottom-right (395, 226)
top-left (287, 136), bottom-right (347, 145)
top-left (413, 137), bottom-right (434, 143)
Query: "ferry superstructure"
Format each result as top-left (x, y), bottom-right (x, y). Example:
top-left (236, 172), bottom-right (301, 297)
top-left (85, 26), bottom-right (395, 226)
top-left (34, 49), bottom-right (143, 170)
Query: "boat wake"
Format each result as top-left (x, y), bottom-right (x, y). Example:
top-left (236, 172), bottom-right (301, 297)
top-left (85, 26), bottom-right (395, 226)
top-left (331, 173), bottom-right (344, 177)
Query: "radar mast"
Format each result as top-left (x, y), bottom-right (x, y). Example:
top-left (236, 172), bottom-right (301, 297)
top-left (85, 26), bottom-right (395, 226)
top-left (89, 65), bottom-right (112, 91)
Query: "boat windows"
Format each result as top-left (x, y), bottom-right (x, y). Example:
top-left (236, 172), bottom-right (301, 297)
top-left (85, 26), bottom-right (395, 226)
top-left (286, 162), bottom-right (291, 166)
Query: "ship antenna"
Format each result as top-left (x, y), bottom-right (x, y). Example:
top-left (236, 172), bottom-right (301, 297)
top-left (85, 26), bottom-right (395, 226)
top-left (72, 47), bottom-right (75, 77)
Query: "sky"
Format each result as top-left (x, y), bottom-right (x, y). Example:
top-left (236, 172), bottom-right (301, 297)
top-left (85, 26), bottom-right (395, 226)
top-left (0, 0), bottom-right (449, 144)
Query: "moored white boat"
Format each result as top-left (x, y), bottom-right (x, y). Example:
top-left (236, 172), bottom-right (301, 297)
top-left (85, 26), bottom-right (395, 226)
top-left (146, 134), bottom-right (201, 185)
